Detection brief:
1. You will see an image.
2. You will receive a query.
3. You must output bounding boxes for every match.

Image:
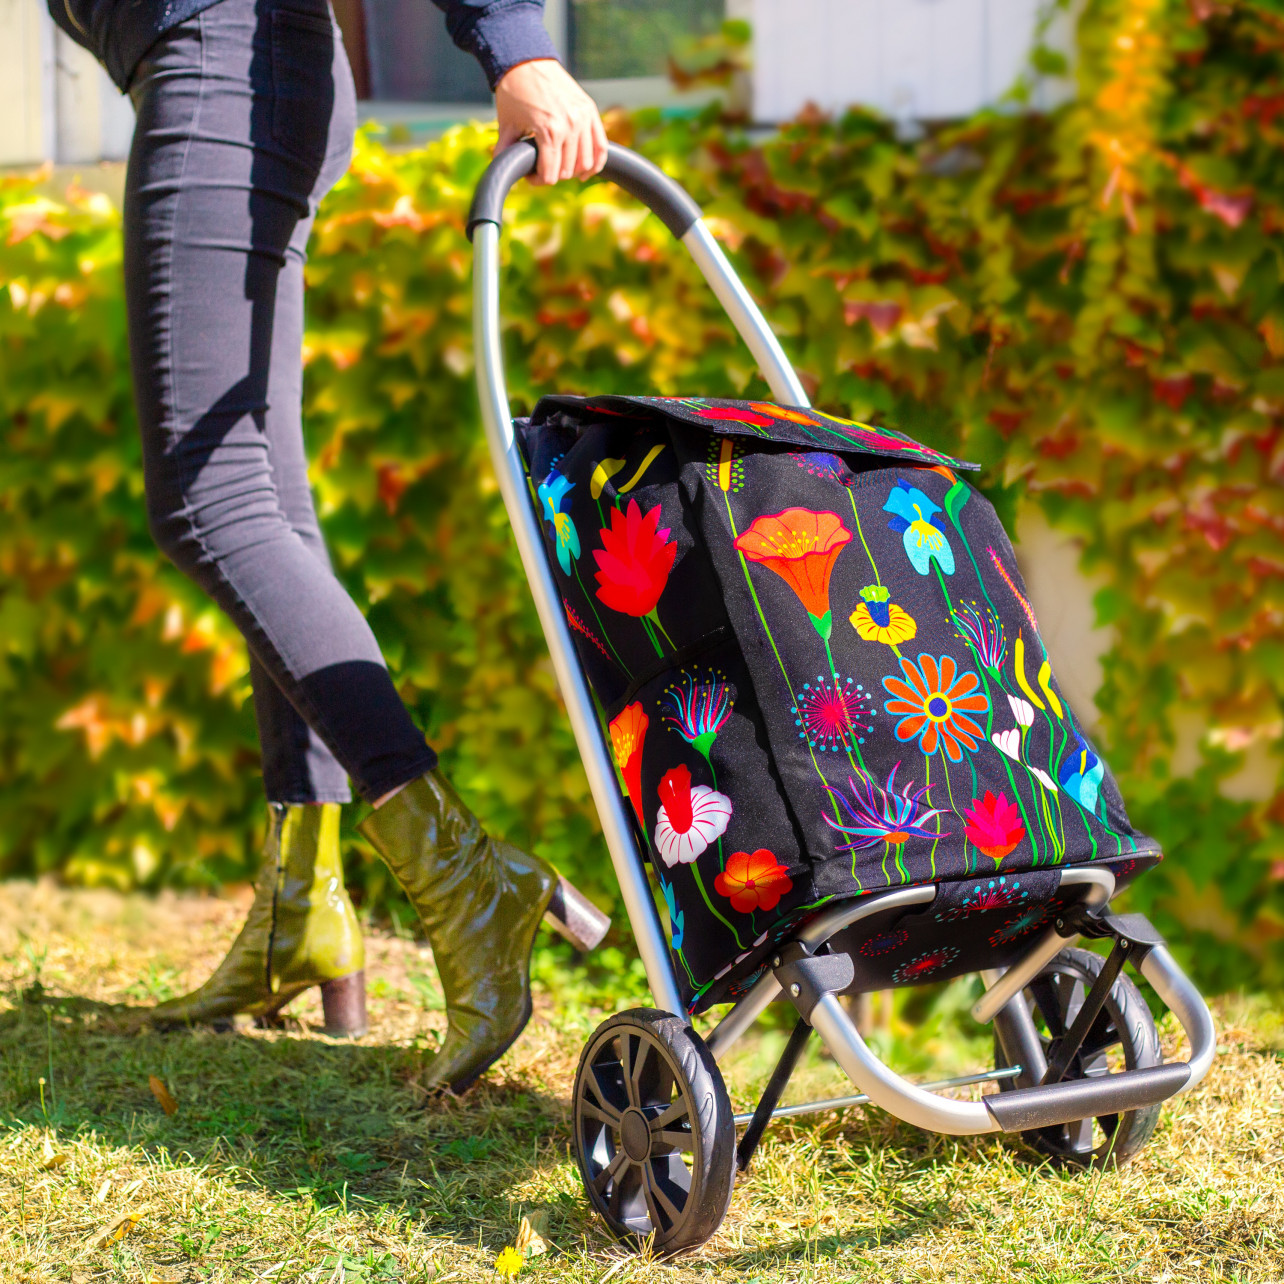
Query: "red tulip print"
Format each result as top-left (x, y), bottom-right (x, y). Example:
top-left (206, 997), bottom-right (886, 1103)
top-left (593, 499), bottom-right (678, 656)
top-left (962, 791), bottom-right (1026, 864)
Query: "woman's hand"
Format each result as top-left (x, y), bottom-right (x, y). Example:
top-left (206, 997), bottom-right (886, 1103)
top-left (494, 59), bottom-right (608, 185)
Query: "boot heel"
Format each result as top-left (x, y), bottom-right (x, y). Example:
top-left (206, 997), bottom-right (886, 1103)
top-left (320, 971), bottom-right (369, 1038)
top-left (543, 876), bottom-right (610, 952)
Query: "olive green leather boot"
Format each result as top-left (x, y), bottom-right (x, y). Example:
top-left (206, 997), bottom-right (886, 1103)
top-left (358, 769), bottom-right (607, 1095)
top-left (150, 803), bottom-right (367, 1036)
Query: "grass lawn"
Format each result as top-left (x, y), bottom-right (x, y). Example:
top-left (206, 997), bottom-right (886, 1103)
top-left (1, 878), bottom-right (1281, 1283)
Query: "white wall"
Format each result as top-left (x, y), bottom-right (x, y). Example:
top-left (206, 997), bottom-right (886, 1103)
top-left (751, 0), bottom-right (1074, 125)
top-left (0, 0), bottom-right (133, 168)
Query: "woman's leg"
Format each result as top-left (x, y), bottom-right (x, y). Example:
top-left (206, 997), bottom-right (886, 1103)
top-left (124, 0), bottom-right (435, 806)
top-left (126, 0), bottom-right (384, 1032)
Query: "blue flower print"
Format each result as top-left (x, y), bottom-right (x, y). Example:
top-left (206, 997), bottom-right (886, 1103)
top-left (660, 876), bottom-right (685, 951)
top-left (1060, 737), bottom-right (1105, 812)
top-left (884, 479), bottom-right (955, 576)
top-left (538, 470), bottom-right (580, 574)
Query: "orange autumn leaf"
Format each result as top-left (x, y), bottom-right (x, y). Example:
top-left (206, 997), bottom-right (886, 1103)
top-left (149, 1075), bottom-right (178, 1116)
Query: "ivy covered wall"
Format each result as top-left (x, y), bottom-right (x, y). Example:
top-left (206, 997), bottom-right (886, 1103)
top-left (0, 0), bottom-right (1279, 989)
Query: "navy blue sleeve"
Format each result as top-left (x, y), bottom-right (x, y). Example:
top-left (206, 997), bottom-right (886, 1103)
top-left (431, 0), bottom-right (559, 91)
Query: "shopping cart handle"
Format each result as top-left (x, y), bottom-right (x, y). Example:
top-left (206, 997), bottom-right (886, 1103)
top-left (466, 140), bottom-right (704, 242)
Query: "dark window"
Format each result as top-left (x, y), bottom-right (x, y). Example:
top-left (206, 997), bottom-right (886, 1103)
top-left (569, 0), bottom-right (726, 80)
top-left (362, 0), bottom-right (492, 102)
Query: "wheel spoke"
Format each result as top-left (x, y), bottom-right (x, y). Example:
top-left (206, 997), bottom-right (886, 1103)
top-left (630, 1036), bottom-right (653, 1109)
top-left (610, 1157), bottom-right (642, 1225)
top-left (581, 1099), bottom-right (622, 1128)
top-left (640, 1171), bottom-right (664, 1233)
top-left (616, 1034), bottom-right (637, 1107)
top-left (644, 1161), bottom-right (684, 1230)
top-left (592, 1149), bottom-right (628, 1197)
top-left (1029, 978), bottom-right (1067, 1037)
top-left (1065, 1115), bottom-right (1096, 1154)
top-left (652, 1127), bottom-right (693, 1153)
top-left (1056, 973), bottom-right (1084, 1026)
top-left (1079, 1015), bottom-right (1122, 1063)
top-left (585, 1064), bottom-right (627, 1115)
top-left (651, 1098), bottom-right (690, 1129)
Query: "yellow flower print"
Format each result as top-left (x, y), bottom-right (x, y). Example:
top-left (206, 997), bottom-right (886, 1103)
top-left (850, 584), bottom-right (918, 645)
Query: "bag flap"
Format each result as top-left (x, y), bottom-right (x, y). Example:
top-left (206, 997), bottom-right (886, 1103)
top-left (529, 394), bottom-right (979, 471)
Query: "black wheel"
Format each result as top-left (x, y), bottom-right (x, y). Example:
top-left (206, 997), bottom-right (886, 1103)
top-left (572, 1008), bottom-right (736, 1254)
top-left (995, 946), bottom-right (1163, 1168)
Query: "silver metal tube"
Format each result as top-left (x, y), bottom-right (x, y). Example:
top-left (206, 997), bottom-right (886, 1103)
top-left (730, 1066), bottom-right (1022, 1126)
top-left (1140, 944), bottom-right (1216, 1092)
top-left (472, 225), bottom-right (684, 1018)
top-left (705, 885), bottom-right (935, 1062)
top-left (680, 221), bottom-right (811, 407)
top-left (810, 992), bottom-right (1001, 1134)
top-left (971, 867), bottom-right (1116, 1024)
top-left (704, 975), bottom-right (781, 1062)
top-left (798, 885), bottom-right (936, 948)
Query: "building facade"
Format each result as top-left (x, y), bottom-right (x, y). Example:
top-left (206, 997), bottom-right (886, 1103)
top-left (0, 0), bottom-right (1068, 169)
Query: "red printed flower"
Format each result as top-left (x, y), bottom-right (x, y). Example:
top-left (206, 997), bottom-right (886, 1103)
top-left (593, 499), bottom-right (677, 619)
top-left (693, 404), bottom-right (775, 427)
top-left (733, 508), bottom-right (852, 639)
top-left (653, 764), bottom-right (732, 868)
top-left (609, 703), bottom-right (649, 826)
top-left (715, 848), bottom-right (793, 914)
top-left (962, 791), bottom-right (1026, 862)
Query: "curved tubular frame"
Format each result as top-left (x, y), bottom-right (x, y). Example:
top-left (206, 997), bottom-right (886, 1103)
top-left (471, 144), bottom-right (809, 1017)
top-left (704, 886), bottom-right (934, 1061)
top-left (971, 867), bottom-right (1115, 1023)
top-left (1140, 944), bottom-right (1216, 1091)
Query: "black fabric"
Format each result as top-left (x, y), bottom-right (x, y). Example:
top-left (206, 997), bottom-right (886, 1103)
top-left (123, 0), bottom-right (436, 803)
top-left (518, 396), bottom-right (1161, 1013)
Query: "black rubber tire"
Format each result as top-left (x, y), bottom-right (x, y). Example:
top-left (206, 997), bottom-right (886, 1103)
top-left (572, 1008), bottom-right (736, 1254)
top-left (994, 946), bottom-right (1163, 1168)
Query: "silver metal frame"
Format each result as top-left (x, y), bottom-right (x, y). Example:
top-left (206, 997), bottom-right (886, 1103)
top-left (971, 867), bottom-right (1115, 1023)
top-left (472, 198), bottom-right (1216, 1140)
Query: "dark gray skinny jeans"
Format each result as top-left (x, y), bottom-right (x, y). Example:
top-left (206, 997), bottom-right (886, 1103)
top-left (125, 0), bottom-right (437, 803)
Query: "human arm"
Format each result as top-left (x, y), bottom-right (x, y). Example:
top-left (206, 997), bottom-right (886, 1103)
top-left (430, 0), bottom-right (607, 184)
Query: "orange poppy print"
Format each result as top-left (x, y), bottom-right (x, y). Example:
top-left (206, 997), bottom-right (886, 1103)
top-left (733, 508), bottom-right (851, 638)
top-left (608, 703), bottom-right (649, 826)
top-left (882, 653), bottom-right (990, 762)
top-left (715, 848), bottom-right (793, 913)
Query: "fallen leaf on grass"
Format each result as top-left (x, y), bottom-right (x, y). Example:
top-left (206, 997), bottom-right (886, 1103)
top-left (85, 1209), bottom-right (142, 1251)
top-left (149, 1074), bottom-right (178, 1115)
top-left (40, 1136), bottom-right (68, 1171)
top-left (120, 1177), bottom-right (146, 1199)
top-left (515, 1214), bottom-right (549, 1257)
top-left (93, 1177), bottom-right (112, 1203)
top-left (494, 1245), bottom-right (524, 1277)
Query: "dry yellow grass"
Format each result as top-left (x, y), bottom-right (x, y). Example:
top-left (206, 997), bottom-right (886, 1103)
top-left (1, 878), bottom-right (1281, 1283)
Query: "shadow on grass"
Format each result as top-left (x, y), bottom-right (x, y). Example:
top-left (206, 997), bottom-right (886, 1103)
top-left (0, 986), bottom-right (597, 1252)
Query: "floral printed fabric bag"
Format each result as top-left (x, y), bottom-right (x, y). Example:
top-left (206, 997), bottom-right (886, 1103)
top-left (518, 396), bottom-right (1160, 1013)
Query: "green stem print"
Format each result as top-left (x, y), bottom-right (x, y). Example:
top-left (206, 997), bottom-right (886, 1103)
top-left (648, 608), bottom-right (677, 652)
top-left (925, 753), bottom-right (941, 878)
top-left (692, 864), bottom-right (745, 949)
top-left (572, 562), bottom-right (632, 677)
top-left (639, 614), bottom-right (663, 658)
top-left (848, 489), bottom-right (881, 585)
top-left (929, 561), bottom-right (1041, 862)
